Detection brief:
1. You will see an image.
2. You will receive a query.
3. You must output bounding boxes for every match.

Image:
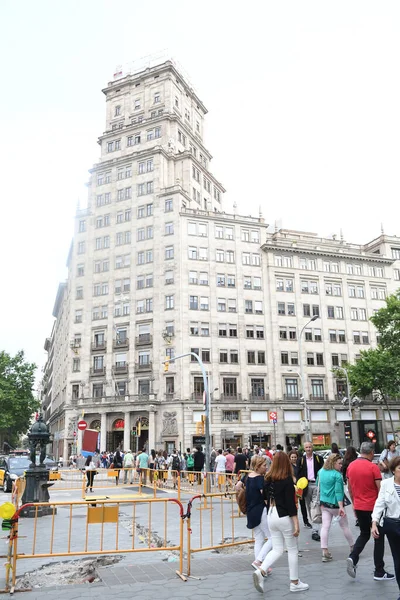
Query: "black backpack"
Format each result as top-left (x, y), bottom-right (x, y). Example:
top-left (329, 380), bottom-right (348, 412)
top-left (171, 455), bottom-right (180, 471)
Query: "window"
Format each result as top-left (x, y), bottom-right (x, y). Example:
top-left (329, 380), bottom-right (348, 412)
top-left (278, 302), bottom-right (285, 315)
top-left (76, 286), bottom-right (83, 299)
top-left (165, 198), bottom-right (173, 212)
top-left (301, 280), bottom-right (318, 294)
top-left (220, 350), bottom-right (228, 363)
top-left (216, 250), bottom-right (224, 262)
top-left (251, 379), bottom-right (265, 398)
top-left (165, 295), bottom-right (174, 310)
top-left (165, 246), bottom-right (174, 260)
top-left (257, 351), bottom-right (265, 364)
top-left (223, 378), bottom-right (237, 397)
top-left (300, 258), bottom-right (317, 271)
top-left (274, 255), bottom-right (293, 268)
top-left (311, 379), bottom-right (324, 398)
top-left (222, 410), bottom-right (240, 423)
top-left (77, 263), bottom-right (84, 277)
top-left (93, 383), bottom-right (103, 398)
top-left (217, 298), bottom-right (226, 312)
top-left (245, 300), bottom-right (253, 314)
top-left (394, 269), bottom-right (400, 281)
top-left (392, 248), bottom-right (400, 260)
top-left (75, 309), bottom-right (82, 323)
top-left (190, 295), bottom-right (198, 310)
top-left (200, 296), bottom-right (209, 310)
top-left (371, 287), bottom-right (386, 300)
top-left (243, 253), bottom-right (250, 265)
top-left (72, 357), bottom-right (80, 372)
top-left (285, 379), bottom-right (298, 398)
top-left (326, 282), bottom-right (342, 296)
top-left (202, 349), bottom-right (210, 363)
top-left (226, 250), bottom-right (234, 263)
top-left (255, 301), bottom-right (263, 314)
top-left (247, 351), bottom-right (256, 364)
top-left (78, 220), bottom-right (86, 232)
top-left (165, 270), bottom-right (174, 285)
top-left (165, 222), bottom-right (174, 235)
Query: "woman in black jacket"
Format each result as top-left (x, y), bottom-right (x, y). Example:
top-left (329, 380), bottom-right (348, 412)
top-left (253, 452), bottom-right (309, 594)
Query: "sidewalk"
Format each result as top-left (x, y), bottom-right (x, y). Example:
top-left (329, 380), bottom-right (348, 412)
top-left (12, 542), bottom-right (398, 600)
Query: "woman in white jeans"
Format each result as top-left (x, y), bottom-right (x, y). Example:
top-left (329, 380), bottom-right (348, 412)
top-left (253, 452), bottom-right (309, 594)
top-left (240, 454), bottom-right (273, 569)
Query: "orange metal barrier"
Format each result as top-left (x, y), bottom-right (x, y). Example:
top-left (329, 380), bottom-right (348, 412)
top-left (184, 491), bottom-right (254, 576)
top-left (1, 497), bottom-right (186, 593)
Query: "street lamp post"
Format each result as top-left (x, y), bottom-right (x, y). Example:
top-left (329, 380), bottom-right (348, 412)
top-left (299, 315), bottom-right (319, 442)
top-left (163, 352), bottom-right (211, 473)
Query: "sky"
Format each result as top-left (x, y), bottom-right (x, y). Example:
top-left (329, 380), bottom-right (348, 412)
top-left (0, 0), bottom-right (399, 379)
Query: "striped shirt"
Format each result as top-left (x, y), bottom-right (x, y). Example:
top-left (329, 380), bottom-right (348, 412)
top-left (394, 483), bottom-right (400, 499)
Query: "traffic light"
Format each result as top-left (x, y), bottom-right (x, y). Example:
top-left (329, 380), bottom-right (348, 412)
top-left (164, 358), bottom-right (170, 372)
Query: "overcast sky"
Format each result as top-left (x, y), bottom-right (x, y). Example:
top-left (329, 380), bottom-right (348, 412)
top-left (1, 1), bottom-right (399, 379)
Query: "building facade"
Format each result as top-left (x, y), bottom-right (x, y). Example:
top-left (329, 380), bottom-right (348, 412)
top-left (42, 60), bottom-right (400, 459)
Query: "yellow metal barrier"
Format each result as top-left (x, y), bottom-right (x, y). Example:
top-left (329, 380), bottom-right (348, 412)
top-left (184, 491), bottom-right (254, 577)
top-left (2, 497), bottom-right (186, 593)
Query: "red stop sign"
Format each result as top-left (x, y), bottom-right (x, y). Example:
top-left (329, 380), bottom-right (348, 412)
top-left (77, 420), bottom-right (87, 431)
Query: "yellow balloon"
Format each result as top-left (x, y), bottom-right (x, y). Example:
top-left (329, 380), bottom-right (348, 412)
top-left (297, 477), bottom-right (308, 490)
top-left (0, 502), bottom-right (16, 520)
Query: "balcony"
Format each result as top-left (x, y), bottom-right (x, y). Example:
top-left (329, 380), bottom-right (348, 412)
top-left (90, 367), bottom-right (106, 377)
top-left (135, 361), bottom-right (152, 371)
top-left (220, 393), bottom-right (242, 403)
top-left (309, 394), bottom-right (329, 402)
top-left (136, 334), bottom-right (153, 346)
top-left (164, 393), bottom-right (175, 401)
top-left (283, 394), bottom-right (300, 401)
top-left (249, 393), bottom-right (270, 403)
top-left (112, 363), bottom-right (129, 375)
top-left (113, 338), bottom-right (129, 350)
top-left (91, 341), bottom-right (106, 352)
top-left (191, 392), bottom-right (204, 402)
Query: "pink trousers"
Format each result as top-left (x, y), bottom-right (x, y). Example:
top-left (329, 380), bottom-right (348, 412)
top-left (320, 506), bottom-right (354, 549)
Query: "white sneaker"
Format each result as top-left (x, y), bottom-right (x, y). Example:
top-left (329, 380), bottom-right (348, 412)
top-left (290, 580), bottom-right (309, 593)
top-left (253, 569), bottom-right (265, 593)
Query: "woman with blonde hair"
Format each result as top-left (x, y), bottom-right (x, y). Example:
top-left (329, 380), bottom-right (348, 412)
top-left (253, 451), bottom-right (308, 594)
top-left (318, 453), bottom-right (354, 562)
top-left (240, 454), bottom-right (273, 570)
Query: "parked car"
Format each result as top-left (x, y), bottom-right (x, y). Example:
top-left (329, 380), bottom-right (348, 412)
top-left (0, 455), bottom-right (31, 492)
top-left (39, 456), bottom-right (58, 471)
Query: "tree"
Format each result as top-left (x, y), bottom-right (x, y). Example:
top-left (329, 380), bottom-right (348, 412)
top-left (341, 291), bottom-right (400, 441)
top-left (0, 350), bottom-right (39, 446)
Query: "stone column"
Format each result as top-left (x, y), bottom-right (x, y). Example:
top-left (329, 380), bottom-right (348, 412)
top-left (100, 412), bottom-right (107, 452)
top-left (148, 407), bottom-right (156, 452)
top-left (123, 412), bottom-right (131, 451)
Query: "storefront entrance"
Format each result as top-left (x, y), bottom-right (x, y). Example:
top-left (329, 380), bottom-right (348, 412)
top-left (251, 433), bottom-right (271, 448)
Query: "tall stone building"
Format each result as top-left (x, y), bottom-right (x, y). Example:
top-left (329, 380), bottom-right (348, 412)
top-left (42, 59), bottom-right (400, 459)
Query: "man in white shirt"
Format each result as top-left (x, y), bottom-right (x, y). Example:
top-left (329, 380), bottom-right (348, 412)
top-left (215, 449), bottom-right (226, 491)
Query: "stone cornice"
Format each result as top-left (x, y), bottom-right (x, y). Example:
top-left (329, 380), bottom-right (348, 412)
top-left (261, 242), bottom-right (394, 264)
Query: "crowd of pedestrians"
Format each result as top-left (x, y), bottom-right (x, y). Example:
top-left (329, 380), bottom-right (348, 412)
top-left (231, 438), bottom-right (400, 597)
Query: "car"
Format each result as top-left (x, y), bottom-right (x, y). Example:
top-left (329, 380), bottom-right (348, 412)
top-left (0, 455), bottom-right (31, 492)
top-left (38, 456), bottom-right (58, 471)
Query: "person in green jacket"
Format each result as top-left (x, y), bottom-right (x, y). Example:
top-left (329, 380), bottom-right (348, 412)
top-left (317, 453), bottom-right (354, 562)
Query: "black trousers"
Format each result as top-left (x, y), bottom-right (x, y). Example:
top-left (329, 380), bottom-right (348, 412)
top-left (300, 497), bottom-right (309, 525)
top-left (386, 531), bottom-right (400, 590)
top-left (349, 510), bottom-right (385, 574)
top-left (86, 471), bottom-right (95, 489)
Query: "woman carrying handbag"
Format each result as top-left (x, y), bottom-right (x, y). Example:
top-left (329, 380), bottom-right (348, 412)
top-left (372, 456), bottom-right (400, 599)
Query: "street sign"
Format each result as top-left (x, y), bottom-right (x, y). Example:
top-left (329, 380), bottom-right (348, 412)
top-left (269, 411), bottom-right (277, 424)
top-left (77, 420), bottom-right (87, 431)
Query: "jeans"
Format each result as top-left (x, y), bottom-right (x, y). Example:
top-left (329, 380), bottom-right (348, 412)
top-left (349, 510), bottom-right (385, 573)
top-left (261, 507), bottom-right (299, 581)
top-left (320, 506), bottom-right (354, 549)
top-left (386, 530), bottom-right (400, 590)
top-left (299, 497), bottom-right (309, 525)
top-left (253, 507), bottom-right (273, 562)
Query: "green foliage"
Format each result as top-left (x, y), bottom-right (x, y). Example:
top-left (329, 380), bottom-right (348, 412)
top-left (370, 292), bottom-right (400, 353)
top-left (0, 350), bottom-right (39, 441)
top-left (345, 349), bottom-right (400, 399)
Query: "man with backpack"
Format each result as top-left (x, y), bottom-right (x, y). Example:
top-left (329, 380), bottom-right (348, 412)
top-left (170, 449), bottom-right (181, 489)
